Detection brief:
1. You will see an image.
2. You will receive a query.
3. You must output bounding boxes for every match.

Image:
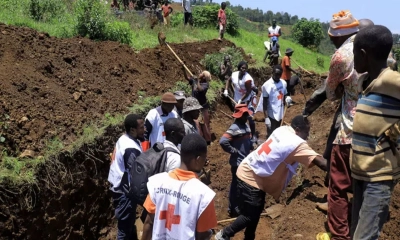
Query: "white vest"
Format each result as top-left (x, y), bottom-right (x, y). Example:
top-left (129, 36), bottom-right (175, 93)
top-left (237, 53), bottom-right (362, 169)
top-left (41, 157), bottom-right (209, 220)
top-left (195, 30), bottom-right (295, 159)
top-left (146, 106), bottom-right (179, 146)
top-left (231, 71), bottom-right (255, 103)
top-left (147, 172), bottom-right (215, 240)
top-left (268, 26), bottom-right (281, 37)
top-left (255, 78), bottom-right (287, 120)
top-left (244, 126), bottom-right (305, 189)
top-left (108, 134), bottom-right (142, 192)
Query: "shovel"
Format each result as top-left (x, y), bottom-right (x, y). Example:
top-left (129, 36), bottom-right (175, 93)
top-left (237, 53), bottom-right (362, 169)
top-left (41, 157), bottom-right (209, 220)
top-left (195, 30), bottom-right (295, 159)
top-left (158, 32), bottom-right (193, 76)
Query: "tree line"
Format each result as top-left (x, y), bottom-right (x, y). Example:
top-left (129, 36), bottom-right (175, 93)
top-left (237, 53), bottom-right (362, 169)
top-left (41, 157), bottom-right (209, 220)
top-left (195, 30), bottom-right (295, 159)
top-left (191, 0), bottom-right (299, 25)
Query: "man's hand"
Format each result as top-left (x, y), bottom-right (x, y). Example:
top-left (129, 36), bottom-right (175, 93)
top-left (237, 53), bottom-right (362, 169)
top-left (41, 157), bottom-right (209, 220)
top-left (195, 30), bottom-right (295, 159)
top-left (237, 99), bottom-right (242, 104)
top-left (223, 89), bottom-right (229, 97)
top-left (265, 117), bottom-right (271, 128)
top-left (285, 96), bottom-right (292, 105)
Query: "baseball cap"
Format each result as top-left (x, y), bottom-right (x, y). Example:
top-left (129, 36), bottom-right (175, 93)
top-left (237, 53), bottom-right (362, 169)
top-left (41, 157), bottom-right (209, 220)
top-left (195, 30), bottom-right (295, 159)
top-left (182, 97), bottom-right (203, 113)
top-left (161, 92), bottom-right (177, 104)
top-left (174, 91), bottom-right (186, 100)
top-left (232, 104), bottom-right (253, 118)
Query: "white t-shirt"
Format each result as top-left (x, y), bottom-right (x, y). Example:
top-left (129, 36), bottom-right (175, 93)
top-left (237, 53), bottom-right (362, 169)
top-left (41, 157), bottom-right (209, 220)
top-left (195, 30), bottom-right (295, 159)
top-left (261, 78), bottom-right (287, 121)
top-left (231, 71), bottom-right (255, 103)
top-left (163, 140), bottom-right (181, 172)
top-left (268, 25), bottom-right (281, 38)
top-left (182, 0), bottom-right (191, 12)
top-left (146, 106), bottom-right (179, 146)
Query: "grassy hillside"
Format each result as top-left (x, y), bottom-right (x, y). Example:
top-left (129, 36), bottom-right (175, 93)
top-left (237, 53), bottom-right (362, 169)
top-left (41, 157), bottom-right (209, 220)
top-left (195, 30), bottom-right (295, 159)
top-left (0, 1), bottom-right (329, 74)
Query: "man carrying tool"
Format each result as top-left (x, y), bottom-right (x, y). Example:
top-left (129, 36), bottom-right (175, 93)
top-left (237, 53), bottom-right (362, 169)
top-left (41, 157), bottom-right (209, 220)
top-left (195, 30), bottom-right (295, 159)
top-left (268, 19), bottom-right (282, 41)
top-left (182, 67), bottom-right (212, 144)
top-left (141, 134), bottom-right (217, 240)
top-left (215, 116), bottom-right (327, 240)
top-left (220, 55), bottom-right (235, 111)
top-left (143, 92), bottom-right (179, 151)
top-left (219, 104), bottom-right (253, 218)
top-left (224, 61), bottom-right (257, 143)
top-left (257, 65), bottom-right (292, 138)
top-left (108, 114), bottom-right (144, 240)
top-left (281, 48), bottom-right (299, 97)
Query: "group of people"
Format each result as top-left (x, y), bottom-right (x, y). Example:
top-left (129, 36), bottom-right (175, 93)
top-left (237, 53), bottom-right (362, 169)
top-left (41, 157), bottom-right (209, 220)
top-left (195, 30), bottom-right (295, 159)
top-left (107, 8), bottom-right (400, 240)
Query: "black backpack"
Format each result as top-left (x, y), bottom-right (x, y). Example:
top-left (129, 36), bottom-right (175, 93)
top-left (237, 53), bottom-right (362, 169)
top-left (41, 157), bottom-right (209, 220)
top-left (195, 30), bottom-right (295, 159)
top-left (121, 142), bottom-right (179, 205)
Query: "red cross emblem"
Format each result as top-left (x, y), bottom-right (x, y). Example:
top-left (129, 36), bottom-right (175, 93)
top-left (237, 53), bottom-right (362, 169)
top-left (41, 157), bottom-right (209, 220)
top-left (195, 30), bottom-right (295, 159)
top-left (258, 139), bottom-right (273, 155)
top-left (159, 203), bottom-right (181, 231)
top-left (277, 91), bottom-right (283, 100)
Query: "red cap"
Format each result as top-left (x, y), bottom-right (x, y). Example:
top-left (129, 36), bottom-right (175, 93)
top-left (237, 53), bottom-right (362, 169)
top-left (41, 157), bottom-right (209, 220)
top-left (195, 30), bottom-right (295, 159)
top-left (232, 104), bottom-right (253, 118)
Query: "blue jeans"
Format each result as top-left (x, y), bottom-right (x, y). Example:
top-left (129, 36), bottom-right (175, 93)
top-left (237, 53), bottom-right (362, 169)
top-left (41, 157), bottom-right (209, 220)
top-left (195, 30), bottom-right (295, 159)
top-left (112, 192), bottom-right (138, 240)
top-left (229, 166), bottom-right (239, 214)
top-left (351, 179), bottom-right (394, 240)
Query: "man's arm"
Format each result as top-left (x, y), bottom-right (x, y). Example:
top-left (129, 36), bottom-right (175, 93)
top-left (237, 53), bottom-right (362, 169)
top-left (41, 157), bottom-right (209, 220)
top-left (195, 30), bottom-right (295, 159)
top-left (196, 199), bottom-right (217, 240)
top-left (277, 28), bottom-right (282, 37)
top-left (219, 129), bottom-right (238, 155)
top-left (303, 79), bottom-right (328, 117)
top-left (141, 213), bottom-right (155, 240)
top-left (312, 155), bottom-right (328, 171)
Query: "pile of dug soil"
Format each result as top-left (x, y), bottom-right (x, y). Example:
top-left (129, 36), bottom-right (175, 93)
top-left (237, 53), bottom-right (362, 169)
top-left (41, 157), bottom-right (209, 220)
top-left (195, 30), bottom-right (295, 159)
top-left (0, 23), bottom-right (233, 157)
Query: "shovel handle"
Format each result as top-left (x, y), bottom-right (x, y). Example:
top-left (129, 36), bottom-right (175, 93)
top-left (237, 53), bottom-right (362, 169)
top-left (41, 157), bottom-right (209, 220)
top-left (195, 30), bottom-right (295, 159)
top-left (165, 42), bottom-right (194, 76)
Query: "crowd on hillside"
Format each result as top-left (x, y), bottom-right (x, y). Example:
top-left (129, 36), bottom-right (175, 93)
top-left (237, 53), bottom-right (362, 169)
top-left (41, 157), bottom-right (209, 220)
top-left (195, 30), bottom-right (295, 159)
top-left (107, 5), bottom-right (400, 240)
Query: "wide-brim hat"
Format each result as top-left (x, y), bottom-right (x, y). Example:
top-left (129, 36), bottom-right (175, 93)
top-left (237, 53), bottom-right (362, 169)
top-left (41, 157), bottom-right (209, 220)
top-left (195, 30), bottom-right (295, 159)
top-left (232, 104), bottom-right (253, 118)
top-left (182, 97), bottom-right (203, 113)
top-left (161, 92), bottom-right (177, 104)
top-left (285, 48), bottom-right (294, 54)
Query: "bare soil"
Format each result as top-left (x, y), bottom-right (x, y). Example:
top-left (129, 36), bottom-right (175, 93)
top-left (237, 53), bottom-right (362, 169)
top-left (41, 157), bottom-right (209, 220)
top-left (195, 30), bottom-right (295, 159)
top-left (0, 24), bottom-right (399, 240)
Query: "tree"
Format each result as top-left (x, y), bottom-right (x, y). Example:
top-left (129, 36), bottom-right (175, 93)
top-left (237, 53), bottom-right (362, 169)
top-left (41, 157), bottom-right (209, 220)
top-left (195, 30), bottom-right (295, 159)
top-left (290, 15), bottom-right (298, 24)
top-left (292, 18), bottom-right (324, 48)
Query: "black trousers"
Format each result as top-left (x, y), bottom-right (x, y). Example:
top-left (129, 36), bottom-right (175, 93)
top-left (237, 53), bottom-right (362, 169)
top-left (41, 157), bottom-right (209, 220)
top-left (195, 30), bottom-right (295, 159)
top-left (223, 178), bottom-right (266, 240)
top-left (184, 12), bottom-right (192, 25)
top-left (267, 117), bottom-right (281, 138)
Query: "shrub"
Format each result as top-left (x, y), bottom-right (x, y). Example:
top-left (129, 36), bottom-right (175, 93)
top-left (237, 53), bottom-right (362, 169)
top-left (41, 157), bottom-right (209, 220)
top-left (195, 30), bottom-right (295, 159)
top-left (192, 5), bottom-right (239, 36)
top-left (316, 56), bottom-right (324, 68)
top-left (201, 47), bottom-right (243, 77)
top-left (28, 0), bottom-right (66, 22)
top-left (170, 12), bottom-right (184, 27)
top-left (105, 21), bottom-right (133, 45)
top-left (75, 0), bottom-right (108, 40)
top-left (292, 18), bottom-right (324, 48)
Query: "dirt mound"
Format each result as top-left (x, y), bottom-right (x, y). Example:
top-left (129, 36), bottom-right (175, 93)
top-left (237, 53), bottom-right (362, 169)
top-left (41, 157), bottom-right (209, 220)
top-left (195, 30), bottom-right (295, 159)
top-left (0, 23), bottom-right (233, 157)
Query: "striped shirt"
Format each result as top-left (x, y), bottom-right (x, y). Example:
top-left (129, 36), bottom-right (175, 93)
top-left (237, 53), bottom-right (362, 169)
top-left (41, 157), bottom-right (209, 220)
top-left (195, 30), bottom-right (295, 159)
top-left (351, 68), bottom-right (400, 182)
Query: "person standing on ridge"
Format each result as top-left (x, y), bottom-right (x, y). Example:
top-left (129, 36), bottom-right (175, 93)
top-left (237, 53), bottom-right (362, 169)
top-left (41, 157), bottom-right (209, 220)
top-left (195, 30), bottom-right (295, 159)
top-left (217, 2), bottom-right (227, 41)
top-left (268, 19), bottom-right (282, 41)
top-left (182, 0), bottom-right (192, 25)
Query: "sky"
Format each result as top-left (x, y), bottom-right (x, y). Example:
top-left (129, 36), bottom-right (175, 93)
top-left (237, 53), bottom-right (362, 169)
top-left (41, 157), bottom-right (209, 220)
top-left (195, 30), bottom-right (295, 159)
top-left (212, 0), bottom-right (399, 34)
